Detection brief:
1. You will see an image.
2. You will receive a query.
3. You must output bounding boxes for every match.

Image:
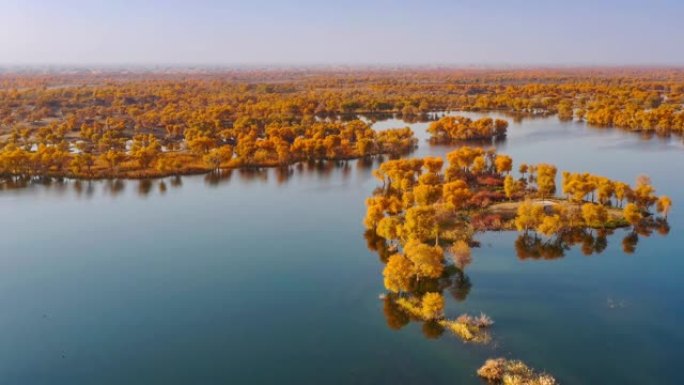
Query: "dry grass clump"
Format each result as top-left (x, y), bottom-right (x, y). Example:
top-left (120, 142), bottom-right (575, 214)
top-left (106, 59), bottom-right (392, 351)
top-left (438, 312), bottom-right (493, 344)
top-left (477, 358), bottom-right (506, 381)
top-left (456, 312), bottom-right (494, 328)
top-left (477, 358), bottom-right (556, 385)
top-left (393, 297), bottom-right (495, 344)
top-left (394, 293), bottom-right (494, 344)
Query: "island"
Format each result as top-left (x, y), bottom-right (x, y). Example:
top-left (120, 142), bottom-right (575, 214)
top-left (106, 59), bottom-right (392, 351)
top-left (364, 146), bottom-right (671, 382)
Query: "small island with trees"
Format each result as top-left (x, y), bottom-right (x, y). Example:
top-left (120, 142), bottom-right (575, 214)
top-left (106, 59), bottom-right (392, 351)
top-left (363, 146), bottom-right (671, 383)
top-left (427, 115), bottom-right (508, 143)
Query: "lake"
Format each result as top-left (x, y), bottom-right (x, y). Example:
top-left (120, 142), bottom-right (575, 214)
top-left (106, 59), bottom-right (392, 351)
top-left (1, 112), bottom-right (682, 384)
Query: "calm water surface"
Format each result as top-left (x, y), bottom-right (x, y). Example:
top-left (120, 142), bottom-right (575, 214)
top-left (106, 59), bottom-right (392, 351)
top-left (1, 113), bottom-right (683, 384)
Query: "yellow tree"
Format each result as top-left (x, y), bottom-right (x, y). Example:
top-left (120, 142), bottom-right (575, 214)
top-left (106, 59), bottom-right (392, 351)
top-left (471, 156), bottom-right (487, 175)
top-left (596, 178), bottom-right (615, 206)
top-left (203, 146), bottom-right (233, 171)
top-left (421, 293), bottom-right (445, 320)
top-left (515, 200), bottom-right (544, 233)
top-left (581, 203), bottom-right (608, 228)
top-left (422, 156), bottom-right (444, 174)
top-left (101, 149), bottom-right (125, 172)
top-left (446, 147), bottom-right (484, 175)
top-left (404, 206), bottom-right (438, 243)
top-left (537, 215), bottom-right (562, 237)
top-left (71, 153), bottom-right (95, 176)
top-left (633, 174), bottom-right (657, 209)
top-left (413, 184), bottom-right (442, 206)
top-left (536, 163), bottom-right (557, 199)
top-left (504, 174), bottom-right (520, 200)
top-left (614, 182), bottom-right (632, 208)
top-left (623, 203), bottom-right (642, 226)
top-left (376, 216), bottom-right (401, 241)
top-left (383, 254), bottom-right (415, 293)
top-left (418, 172), bottom-right (441, 186)
top-left (131, 135), bottom-right (160, 169)
top-left (442, 180), bottom-right (472, 210)
top-left (656, 196), bottom-right (672, 219)
top-left (494, 154), bottom-right (513, 175)
top-left (187, 134), bottom-right (216, 155)
top-left (364, 197), bottom-right (386, 229)
top-left (404, 239), bottom-right (444, 279)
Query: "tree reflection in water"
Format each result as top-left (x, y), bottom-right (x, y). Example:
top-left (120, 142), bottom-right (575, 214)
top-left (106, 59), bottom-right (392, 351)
top-left (366, 230), bottom-right (482, 340)
top-left (515, 217), bottom-right (670, 260)
top-left (367, 216), bottom-right (671, 341)
top-left (0, 156), bottom-right (381, 198)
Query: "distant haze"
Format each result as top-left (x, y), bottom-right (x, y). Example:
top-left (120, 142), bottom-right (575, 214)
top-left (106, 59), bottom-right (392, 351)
top-left (1, 0), bottom-right (683, 66)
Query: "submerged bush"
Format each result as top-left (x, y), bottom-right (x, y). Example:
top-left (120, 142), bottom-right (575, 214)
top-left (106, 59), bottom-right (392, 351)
top-left (477, 358), bottom-right (556, 385)
top-left (438, 312), bottom-right (493, 344)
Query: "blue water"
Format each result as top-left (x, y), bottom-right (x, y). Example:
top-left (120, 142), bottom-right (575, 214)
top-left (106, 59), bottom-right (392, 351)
top-left (0, 114), bottom-right (681, 384)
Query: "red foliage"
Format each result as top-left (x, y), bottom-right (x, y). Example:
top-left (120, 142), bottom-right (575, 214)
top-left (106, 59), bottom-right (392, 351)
top-left (471, 213), bottom-right (504, 231)
top-left (476, 175), bottom-right (503, 187)
top-left (468, 190), bottom-right (506, 208)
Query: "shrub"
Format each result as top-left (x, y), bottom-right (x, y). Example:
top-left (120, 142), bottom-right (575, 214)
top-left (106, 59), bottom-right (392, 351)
top-left (477, 358), bottom-right (556, 385)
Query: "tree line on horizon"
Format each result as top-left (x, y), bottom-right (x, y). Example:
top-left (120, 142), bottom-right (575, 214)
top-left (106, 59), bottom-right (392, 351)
top-left (1, 68), bottom-right (684, 179)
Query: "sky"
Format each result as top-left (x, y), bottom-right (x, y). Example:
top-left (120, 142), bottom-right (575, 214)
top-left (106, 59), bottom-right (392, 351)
top-left (0, 0), bottom-right (682, 66)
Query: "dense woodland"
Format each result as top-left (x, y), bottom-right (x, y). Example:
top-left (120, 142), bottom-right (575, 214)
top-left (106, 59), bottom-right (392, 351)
top-left (1, 68), bottom-right (684, 179)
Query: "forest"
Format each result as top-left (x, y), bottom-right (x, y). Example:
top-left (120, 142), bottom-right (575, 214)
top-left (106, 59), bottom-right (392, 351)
top-left (1, 68), bottom-right (684, 180)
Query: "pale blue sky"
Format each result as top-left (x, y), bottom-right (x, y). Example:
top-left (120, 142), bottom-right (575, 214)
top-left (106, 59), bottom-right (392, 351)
top-left (0, 0), bottom-right (682, 65)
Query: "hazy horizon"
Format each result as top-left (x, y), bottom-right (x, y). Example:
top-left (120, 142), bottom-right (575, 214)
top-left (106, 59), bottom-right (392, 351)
top-left (1, 0), bottom-right (683, 66)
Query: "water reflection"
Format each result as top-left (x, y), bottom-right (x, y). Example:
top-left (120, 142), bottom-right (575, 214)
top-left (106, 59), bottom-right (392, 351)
top-left (0, 156), bottom-right (383, 199)
top-left (170, 175), bottom-right (183, 188)
top-left (515, 218), bottom-right (669, 260)
top-left (204, 169), bottom-right (234, 186)
top-left (365, 230), bottom-right (476, 337)
top-left (104, 179), bottom-right (126, 197)
top-left (366, 217), bottom-right (670, 341)
top-left (0, 111), bottom-right (519, 198)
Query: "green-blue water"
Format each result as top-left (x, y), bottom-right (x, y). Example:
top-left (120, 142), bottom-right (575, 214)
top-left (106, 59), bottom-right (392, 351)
top-left (1, 113), bottom-right (682, 384)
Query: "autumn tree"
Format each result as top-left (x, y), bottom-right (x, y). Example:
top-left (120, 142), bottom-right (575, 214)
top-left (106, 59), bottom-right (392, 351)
top-left (536, 163), bottom-right (557, 199)
top-left (633, 175), bottom-right (657, 209)
top-left (404, 206), bottom-right (439, 242)
top-left (515, 200), bottom-right (545, 234)
top-left (420, 292), bottom-right (445, 320)
top-left (131, 134), bottom-right (160, 169)
top-left (537, 215), bottom-right (562, 237)
top-left (442, 180), bottom-right (472, 210)
top-left (403, 239), bottom-right (444, 279)
top-left (623, 203), bottom-right (642, 226)
top-left (494, 154), bottom-right (512, 175)
top-left (203, 146), bottom-right (233, 171)
top-left (376, 216), bottom-right (402, 242)
top-left (101, 149), bottom-right (125, 172)
top-left (656, 196), bottom-right (672, 219)
top-left (581, 203), bottom-right (608, 228)
top-left (364, 197), bottom-right (387, 229)
top-left (383, 254), bottom-right (415, 293)
top-left (504, 175), bottom-right (521, 200)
